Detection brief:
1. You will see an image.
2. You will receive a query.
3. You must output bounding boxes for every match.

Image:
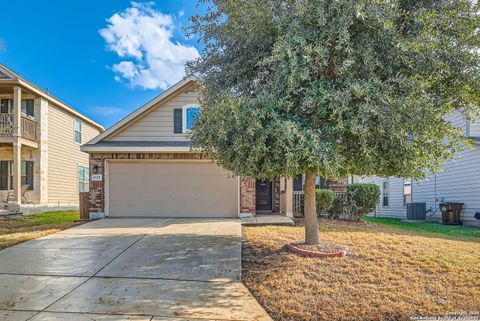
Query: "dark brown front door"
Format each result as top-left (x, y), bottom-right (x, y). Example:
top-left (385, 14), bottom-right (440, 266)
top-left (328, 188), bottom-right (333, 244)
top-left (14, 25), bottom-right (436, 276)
top-left (256, 180), bottom-right (273, 212)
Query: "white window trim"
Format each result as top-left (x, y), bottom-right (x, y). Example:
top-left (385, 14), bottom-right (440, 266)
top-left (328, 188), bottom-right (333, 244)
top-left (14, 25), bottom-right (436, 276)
top-left (74, 118), bottom-right (82, 144)
top-left (382, 181), bottom-right (390, 208)
top-left (403, 178), bottom-right (412, 207)
top-left (78, 164), bottom-right (89, 193)
top-left (182, 104), bottom-right (201, 133)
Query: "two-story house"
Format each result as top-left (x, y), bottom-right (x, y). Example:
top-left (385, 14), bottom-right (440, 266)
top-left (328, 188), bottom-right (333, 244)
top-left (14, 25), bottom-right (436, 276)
top-left (0, 64), bottom-right (103, 212)
top-left (82, 77), bottom-right (346, 219)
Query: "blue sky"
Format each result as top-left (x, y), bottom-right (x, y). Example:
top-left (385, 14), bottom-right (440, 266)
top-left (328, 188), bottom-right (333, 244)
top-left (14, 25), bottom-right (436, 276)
top-left (0, 1), bottom-right (204, 127)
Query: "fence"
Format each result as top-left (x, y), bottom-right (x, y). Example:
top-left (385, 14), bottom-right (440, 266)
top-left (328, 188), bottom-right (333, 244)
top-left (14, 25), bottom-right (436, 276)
top-left (79, 192), bottom-right (90, 220)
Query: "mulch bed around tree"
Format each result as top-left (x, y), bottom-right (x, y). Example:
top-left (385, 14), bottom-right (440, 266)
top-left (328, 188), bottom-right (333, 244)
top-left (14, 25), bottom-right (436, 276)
top-left (287, 241), bottom-right (347, 258)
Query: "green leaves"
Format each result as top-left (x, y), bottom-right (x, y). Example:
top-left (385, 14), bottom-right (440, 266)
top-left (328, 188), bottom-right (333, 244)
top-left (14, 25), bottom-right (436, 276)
top-left (188, 0), bottom-right (480, 180)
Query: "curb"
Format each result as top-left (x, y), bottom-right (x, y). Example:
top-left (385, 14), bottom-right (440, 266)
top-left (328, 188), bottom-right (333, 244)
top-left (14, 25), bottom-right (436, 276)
top-left (287, 242), bottom-right (347, 258)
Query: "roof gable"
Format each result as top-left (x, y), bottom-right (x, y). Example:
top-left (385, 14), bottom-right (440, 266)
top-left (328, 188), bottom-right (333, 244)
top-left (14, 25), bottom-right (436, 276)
top-left (87, 76), bottom-right (198, 145)
top-left (0, 65), bottom-right (18, 79)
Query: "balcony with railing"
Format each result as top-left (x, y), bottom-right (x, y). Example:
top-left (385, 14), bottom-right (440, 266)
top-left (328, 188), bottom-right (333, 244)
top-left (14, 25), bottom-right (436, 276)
top-left (0, 113), bottom-right (37, 142)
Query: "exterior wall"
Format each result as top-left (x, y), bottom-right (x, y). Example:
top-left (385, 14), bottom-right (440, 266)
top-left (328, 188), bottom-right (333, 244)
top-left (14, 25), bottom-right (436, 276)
top-left (240, 176), bottom-right (256, 214)
top-left (88, 153), bottom-right (210, 215)
top-left (106, 84), bottom-right (198, 142)
top-left (0, 146), bottom-right (41, 204)
top-left (47, 104), bottom-right (100, 205)
top-left (328, 178), bottom-right (347, 192)
top-left (356, 176), bottom-right (407, 218)
top-left (239, 176), bottom-right (281, 215)
top-left (413, 143), bottom-right (480, 225)
top-left (468, 116), bottom-right (480, 137)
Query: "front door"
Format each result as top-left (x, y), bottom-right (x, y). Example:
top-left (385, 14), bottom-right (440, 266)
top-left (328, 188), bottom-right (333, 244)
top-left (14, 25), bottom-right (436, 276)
top-left (256, 180), bottom-right (273, 212)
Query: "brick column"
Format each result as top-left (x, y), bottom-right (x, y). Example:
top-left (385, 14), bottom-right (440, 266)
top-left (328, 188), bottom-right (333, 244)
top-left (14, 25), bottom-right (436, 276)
top-left (328, 178), bottom-right (348, 192)
top-left (89, 155), bottom-right (105, 217)
top-left (240, 176), bottom-right (256, 215)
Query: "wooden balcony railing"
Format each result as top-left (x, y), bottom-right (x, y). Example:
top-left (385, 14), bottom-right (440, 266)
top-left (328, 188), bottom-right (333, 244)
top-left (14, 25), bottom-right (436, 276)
top-left (0, 114), bottom-right (37, 142)
top-left (0, 114), bottom-right (13, 136)
top-left (21, 116), bottom-right (37, 141)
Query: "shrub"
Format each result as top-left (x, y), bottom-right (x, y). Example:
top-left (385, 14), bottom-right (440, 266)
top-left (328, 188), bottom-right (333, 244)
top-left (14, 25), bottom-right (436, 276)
top-left (346, 184), bottom-right (380, 221)
top-left (329, 194), bottom-right (347, 219)
top-left (316, 189), bottom-right (334, 216)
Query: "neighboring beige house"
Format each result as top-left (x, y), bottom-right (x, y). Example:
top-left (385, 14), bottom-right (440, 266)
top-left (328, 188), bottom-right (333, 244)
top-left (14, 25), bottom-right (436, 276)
top-left (82, 77), bottom-right (346, 218)
top-left (0, 64), bottom-right (104, 212)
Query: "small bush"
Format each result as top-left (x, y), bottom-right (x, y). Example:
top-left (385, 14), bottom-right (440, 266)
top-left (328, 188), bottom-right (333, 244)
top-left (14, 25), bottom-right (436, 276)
top-left (346, 183), bottom-right (380, 221)
top-left (329, 194), bottom-right (347, 219)
top-left (316, 189), bottom-right (334, 215)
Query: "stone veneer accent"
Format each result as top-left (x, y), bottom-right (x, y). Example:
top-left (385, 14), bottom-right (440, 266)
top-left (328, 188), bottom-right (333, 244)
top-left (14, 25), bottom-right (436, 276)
top-left (89, 152), bottom-right (210, 214)
top-left (240, 176), bottom-right (256, 214)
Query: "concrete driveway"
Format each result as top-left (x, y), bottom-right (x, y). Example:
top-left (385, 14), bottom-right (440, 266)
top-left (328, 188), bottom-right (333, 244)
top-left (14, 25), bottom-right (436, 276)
top-left (0, 218), bottom-right (272, 321)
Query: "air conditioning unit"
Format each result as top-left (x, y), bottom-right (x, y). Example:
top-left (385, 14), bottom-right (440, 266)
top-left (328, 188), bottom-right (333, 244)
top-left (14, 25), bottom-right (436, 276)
top-left (406, 203), bottom-right (426, 220)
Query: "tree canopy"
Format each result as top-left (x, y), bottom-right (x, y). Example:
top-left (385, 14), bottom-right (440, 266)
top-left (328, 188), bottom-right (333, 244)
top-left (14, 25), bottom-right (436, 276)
top-left (187, 0), bottom-right (480, 181)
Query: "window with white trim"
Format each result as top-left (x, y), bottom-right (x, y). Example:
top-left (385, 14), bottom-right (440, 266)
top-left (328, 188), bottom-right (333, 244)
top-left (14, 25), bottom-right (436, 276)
top-left (403, 179), bottom-right (412, 206)
top-left (78, 165), bottom-right (89, 192)
top-left (183, 105), bottom-right (200, 132)
top-left (382, 181), bottom-right (390, 207)
top-left (74, 118), bottom-right (82, 143)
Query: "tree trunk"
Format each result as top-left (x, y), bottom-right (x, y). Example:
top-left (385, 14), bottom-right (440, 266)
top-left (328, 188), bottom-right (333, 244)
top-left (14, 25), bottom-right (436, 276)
top-left (304, 173), bottom-right (320, 245)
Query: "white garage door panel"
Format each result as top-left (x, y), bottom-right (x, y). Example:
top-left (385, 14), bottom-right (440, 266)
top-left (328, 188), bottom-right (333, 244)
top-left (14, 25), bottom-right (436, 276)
top-left (108, 161), bottom-right (238, 218)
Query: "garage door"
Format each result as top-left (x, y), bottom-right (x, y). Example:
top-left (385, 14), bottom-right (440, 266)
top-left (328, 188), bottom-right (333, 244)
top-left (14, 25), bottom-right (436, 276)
top-left (107, 161), bottom-right (238, 218)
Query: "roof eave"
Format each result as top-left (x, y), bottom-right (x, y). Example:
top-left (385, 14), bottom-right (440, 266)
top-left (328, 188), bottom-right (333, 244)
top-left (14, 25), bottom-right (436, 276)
top-left (81, 145), bottom-right (193, 153)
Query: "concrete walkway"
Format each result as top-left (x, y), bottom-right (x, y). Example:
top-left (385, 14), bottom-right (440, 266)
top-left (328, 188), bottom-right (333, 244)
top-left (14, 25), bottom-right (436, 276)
top-left (0, 218), bottom-right (272, 321)
top-left (241, 214), bottom-right (295, 226)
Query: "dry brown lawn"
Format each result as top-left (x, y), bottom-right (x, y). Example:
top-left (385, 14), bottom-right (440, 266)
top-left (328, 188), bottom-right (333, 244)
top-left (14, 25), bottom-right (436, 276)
top-left (0, 211), bottom-right (81, 249)
top-left (242, 220), bottom-right (480, 321)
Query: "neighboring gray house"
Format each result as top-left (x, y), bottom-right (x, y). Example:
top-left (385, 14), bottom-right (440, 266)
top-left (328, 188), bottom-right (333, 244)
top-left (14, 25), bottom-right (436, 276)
top-left (357, 113), bottom-right (480, 226)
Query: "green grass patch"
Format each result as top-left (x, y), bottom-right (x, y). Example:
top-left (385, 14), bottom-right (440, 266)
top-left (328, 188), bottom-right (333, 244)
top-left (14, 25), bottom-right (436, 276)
top-left (13, 210), bottom-right (80, 226)
top-left (0, 210), bottom-right (81, 249)
top-left (363, 216), bottom-right (480, 241)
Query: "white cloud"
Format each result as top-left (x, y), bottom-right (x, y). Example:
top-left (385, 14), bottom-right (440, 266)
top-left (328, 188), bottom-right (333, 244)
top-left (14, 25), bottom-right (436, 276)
top-left (93, 106), bottom-right (128, 117)
top-left (100, 2), bottom-right (199, 90)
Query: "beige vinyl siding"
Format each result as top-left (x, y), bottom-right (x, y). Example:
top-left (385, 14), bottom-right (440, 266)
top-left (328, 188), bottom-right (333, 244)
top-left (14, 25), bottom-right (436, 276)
top-left (47, 105), bottom-right (100, 205)
top-left (107, 85), bottom-right (199, 142)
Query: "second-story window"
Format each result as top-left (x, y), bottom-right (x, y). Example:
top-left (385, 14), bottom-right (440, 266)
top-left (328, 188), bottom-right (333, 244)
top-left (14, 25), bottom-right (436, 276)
top-left (183, 105), bottom-right (201, 132)
top-left (21, 100), bottom-right (34, 118)
top-left (0, 99), bottom-right (12, 113)
top-left (74, 118), bottom-right (82, 144)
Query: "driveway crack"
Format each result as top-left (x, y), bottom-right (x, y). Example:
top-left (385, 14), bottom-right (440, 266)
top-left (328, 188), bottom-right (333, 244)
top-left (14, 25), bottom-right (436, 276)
top-left (25, 233), bottom-right (148, 321)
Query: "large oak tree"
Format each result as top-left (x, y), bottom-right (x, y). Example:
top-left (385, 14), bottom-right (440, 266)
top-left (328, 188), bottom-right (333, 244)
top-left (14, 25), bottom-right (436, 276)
top-left (187, 0), bottom-right (480, 244)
